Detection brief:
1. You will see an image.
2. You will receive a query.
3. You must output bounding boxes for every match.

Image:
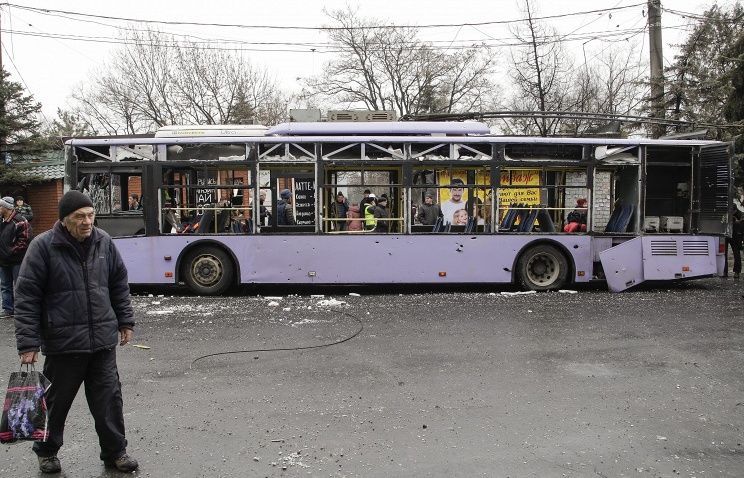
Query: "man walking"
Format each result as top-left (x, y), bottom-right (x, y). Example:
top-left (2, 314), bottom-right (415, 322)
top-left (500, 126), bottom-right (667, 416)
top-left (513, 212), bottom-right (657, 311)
top-left (14, 190), bottom-right (138, 474)
top-left (0, 196), bottom-right (30, 318)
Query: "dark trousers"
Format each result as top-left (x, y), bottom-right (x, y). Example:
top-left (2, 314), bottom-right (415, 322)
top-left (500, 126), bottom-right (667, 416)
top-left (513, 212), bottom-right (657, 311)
top-left (0, 263), bottom-right (20, 313)
top-left (727, 237), bottom-right (742, 275)
top-left (33, 348), bottom-right (127, 461)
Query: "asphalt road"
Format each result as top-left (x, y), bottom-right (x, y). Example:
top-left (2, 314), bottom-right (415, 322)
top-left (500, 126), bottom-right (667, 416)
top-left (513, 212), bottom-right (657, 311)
top-left (1, 278), bottom-right (743, 478)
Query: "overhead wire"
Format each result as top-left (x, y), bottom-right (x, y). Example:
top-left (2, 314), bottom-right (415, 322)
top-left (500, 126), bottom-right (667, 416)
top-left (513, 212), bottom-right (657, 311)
top-left (1, 2), bottom-right (648, 31)
top-left (0, 43), bottom-right (49, 123)
top-left (1, 24), bottom-right (691, 53)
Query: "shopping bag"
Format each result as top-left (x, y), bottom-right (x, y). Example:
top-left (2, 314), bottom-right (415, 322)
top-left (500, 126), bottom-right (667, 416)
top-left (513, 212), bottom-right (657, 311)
top-left (0, 366), bottom-right (51, 444)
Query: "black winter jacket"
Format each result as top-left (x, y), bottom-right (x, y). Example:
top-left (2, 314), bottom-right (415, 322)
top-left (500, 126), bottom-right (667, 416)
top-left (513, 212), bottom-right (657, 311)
top-left (14, 222), bottom-right (134, 355)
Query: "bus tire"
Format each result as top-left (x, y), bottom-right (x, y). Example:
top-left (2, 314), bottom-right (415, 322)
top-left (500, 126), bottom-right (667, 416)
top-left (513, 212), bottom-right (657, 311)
top-left (516, 244), bottom-right (569, 291)
top-left (182, 246), bottom-right (234, 295)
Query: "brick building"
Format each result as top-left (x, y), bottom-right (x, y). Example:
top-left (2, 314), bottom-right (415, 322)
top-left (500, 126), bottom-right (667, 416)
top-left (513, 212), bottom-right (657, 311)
top-left (9, 151), bottom-right (65, 235)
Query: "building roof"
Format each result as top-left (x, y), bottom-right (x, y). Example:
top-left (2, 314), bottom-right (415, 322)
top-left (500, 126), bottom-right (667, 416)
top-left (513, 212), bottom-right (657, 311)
top-left (19, 163), bottom-right (65, 180)
top-left (12, 150), bottom-right (65, 180)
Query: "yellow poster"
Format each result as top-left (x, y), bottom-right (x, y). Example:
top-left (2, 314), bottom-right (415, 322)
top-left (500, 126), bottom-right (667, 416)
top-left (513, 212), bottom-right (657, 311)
top-left (498, 169), bottom-right (540, 205)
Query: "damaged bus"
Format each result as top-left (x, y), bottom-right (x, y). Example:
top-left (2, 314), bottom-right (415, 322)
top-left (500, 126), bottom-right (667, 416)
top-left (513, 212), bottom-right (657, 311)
top-left (64, 120), bottom-right (734, 294)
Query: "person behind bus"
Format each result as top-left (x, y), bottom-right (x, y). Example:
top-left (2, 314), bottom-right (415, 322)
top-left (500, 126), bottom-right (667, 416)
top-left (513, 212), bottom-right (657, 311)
top-left (276, 189), bottom-right (295, 226)
top-left (727, 208), bottom-right (743, 279)
top-left (416, 192), bottom-right (442, 225)
top-left (330, 191), bottom-right (349, 231)
top-left (363, 194), bottom-right (377, 231)
top-left (128, 193), bottom-right (141, 211)
top-left (441, 178), bottom-right (466, 224)
top-left (346, 203), bottom-right (363, 231)
top-left (466, 196), bottom-right (486, 226)
top-left (258, 191), bottom-right (271, 226)
top-left (452, 208), bottom-right (469, 226)
top-left (358, 189), bottom-right (374, 217)
top-left (563, 198), bottom-right (588, 233)
top-left (373, 194), bottom-right (391, 233)
top-left (15, 196), bottom-right (34, 222)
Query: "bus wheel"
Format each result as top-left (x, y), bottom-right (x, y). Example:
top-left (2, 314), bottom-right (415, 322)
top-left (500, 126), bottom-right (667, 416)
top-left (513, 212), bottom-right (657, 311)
top-left (182, 246), bottom-right (234, 295)
top-left (517, 244), bottom-right (569, 291)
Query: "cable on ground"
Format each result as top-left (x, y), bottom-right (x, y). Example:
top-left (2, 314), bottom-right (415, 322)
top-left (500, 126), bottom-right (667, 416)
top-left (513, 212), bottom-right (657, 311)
top-left (189, 308), bottom-right (364, 369)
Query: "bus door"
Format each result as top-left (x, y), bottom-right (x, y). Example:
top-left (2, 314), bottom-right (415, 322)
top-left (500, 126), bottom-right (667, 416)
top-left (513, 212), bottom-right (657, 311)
top-left (693, 143), bottom-right (733, 235)
top-left (269, 171), bottom-right (316, 232)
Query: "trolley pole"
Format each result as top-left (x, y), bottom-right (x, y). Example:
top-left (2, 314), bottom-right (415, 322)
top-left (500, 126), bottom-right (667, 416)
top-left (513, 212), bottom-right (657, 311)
top-left (648, 0), bottom-right (666, 138)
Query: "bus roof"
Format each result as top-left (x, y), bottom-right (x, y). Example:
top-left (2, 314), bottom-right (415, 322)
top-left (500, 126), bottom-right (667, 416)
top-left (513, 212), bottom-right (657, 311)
top-left (154, 124), bottom-right (268, 138)
top-left (266, 121), bottom-right (491, 136)
top-left (65, 134), bottom-right (724, 147)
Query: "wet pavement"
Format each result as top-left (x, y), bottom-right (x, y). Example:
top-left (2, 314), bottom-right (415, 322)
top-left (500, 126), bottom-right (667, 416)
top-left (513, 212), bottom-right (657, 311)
top-left (1, 278), bottom-right (743, 477)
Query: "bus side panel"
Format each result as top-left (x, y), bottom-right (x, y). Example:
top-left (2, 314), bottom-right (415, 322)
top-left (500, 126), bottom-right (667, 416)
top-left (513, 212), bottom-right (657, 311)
top-left (244, 235), bottom-right (593, 285)
top-left (641, 236), bottom-right (718, 280)
top-left (113, 235), bottom-right (593, 286)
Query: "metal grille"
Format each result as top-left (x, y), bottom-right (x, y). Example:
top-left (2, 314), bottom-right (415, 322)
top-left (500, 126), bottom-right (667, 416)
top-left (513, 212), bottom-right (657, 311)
top-left (699, 145), bottom-right (730, 213)
top-left (682, 240), bottom-right (709, 256)
top-left (650, 240), bottom-right (678, 256)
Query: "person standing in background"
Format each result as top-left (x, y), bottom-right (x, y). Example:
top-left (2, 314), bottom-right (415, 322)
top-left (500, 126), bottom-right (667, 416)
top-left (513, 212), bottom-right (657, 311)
top-left (0, 196), bottom-right (30, 318)
top-left (416, 192), bottom-right (442, 225)
top-left (330, 191), bottom-right (349, 231)
top-left (15, 196), bottom-right (34, 222)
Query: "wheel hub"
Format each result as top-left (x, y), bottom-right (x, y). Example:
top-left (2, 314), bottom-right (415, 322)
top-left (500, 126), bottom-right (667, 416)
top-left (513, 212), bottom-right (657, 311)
top-left (192, 255), bottom-right (222, 286)
top-left (526, 253), bottom-right (558, 285)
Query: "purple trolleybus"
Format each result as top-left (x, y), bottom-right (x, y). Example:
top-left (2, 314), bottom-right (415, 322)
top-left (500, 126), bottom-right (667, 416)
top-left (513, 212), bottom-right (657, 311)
top-left (64, 120), bottom-right (733, 295)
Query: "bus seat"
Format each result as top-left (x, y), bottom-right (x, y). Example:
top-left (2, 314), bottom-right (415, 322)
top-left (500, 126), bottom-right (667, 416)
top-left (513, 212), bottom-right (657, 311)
top-left (519, 208), bottom-right (539, 232)
top-left (432, 216), bottom-right (444, 232)
top-left (605, 202), bottom-right (633, 232)
top-left (616, 204), bottom-right (634, 232)
top-left (464, 216), bottom-right (476, 233)
top-left (499, 203), bottom-right (518, 230)
top-left (216, 209), bottom-right (230, 232)
top-left (536, 208), bottom-right (555, 232)
top-left (197, 210), bottom-right (214, 233)
top-left (514, 204), bottom-right (529, 231)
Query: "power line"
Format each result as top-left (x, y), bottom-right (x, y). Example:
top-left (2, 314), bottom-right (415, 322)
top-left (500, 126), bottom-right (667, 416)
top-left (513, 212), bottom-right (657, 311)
top-left (0, 43), bottom-right (49, 123)
top-left (2, 2), bottom-right (647, 31)
top-left (663, 7), bottom-right (744, 24)
top-left (2, 24), bottom-right (679, 53)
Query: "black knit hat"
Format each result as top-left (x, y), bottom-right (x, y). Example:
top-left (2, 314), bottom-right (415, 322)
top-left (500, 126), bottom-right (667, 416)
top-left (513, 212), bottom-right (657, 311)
top-left (59, 190), bottom-right (94, 220)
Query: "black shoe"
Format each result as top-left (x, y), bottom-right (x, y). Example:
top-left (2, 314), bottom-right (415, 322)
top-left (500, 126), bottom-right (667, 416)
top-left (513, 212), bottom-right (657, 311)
top-left (38, 455), bottom-right (61, 473)
top-left (104, 453), bottom-right (139, 472)
top-left (0, 310), bottom-right (13, 319)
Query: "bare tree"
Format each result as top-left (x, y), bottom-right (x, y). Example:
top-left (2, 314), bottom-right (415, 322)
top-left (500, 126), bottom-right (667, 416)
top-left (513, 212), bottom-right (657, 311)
top-left (505, 0), bottom-right (574, 136)
top-left (301, 7), bottom-right (499, 117)
top-left (69, 28), bottom-right (289, 134)
top-left (559, 44), bottom-right (647, 134)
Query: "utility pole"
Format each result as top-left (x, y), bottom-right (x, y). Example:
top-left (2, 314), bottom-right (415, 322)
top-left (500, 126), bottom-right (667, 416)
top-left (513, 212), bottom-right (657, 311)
top-left (648, 0), bottom-right (666, 137)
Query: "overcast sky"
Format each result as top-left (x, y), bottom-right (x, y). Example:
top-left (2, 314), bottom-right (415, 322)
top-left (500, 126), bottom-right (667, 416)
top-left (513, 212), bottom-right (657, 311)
top-left (0, 0), bottom-right (731, 121)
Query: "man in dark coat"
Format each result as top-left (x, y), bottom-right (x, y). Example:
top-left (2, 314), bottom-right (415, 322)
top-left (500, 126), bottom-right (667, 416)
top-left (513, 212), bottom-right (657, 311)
top-left (373, 195), bottom-right (391, 232)
top-left (277, 189), bottom-right (295, 225)
top-left (0, 196), bottom-right (31, 318)
top-left (15, 195), bottom-right (34, 222)
top-left (14, 190), bottom-right (138, 474)
top-left (330, 191), bottom-right (349, 231)
top-left (416, 192), bottom-right (443, 225)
